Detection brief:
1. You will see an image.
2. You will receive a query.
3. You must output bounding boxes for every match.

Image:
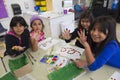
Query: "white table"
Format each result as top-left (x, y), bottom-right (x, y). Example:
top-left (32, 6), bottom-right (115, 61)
top-left (0, 39), bottom-right (120, 80)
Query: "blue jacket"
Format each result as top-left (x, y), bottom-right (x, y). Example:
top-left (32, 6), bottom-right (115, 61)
top-left (88, 40), bottom-right (120, 71)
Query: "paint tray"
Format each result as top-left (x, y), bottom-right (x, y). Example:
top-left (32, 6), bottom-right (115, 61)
top-left (9, 54), bottom-right (28, 71)
top-left (0, 72), bottom-right (18, 80)
top-left (48, 62), bottom-right (85, 80)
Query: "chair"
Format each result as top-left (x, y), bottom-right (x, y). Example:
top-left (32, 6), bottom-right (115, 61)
top-left (0, 23), bottom-right (7, 40)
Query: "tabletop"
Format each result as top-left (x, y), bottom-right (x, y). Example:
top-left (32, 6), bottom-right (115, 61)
top-left (0, 39), bottom-right (120, 80)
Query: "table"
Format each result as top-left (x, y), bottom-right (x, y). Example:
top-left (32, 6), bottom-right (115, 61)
top-left (0, 39), bottom-right (120, 80)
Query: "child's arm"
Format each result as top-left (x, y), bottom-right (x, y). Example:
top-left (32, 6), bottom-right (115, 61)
top-left (62, 29), bottom-right (71, 40)
top-left (30, 37), bottom-right (38, 52)
top-left (77, 30), bottom-right (95, 66)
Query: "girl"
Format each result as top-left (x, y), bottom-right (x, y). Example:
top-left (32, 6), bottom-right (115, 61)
top-left (76, 16), bottom-right (120, 71)
top-left (30, 15), bottom-right (45, 51)
top-left (62, 10), bottom-right (94, 48)
top-left (5, 16), bottom-right (30, 57)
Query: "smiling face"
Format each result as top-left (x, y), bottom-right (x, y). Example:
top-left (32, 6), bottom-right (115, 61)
top-left (80, 18), bottom-right (90, 30)
top-left (90, 24), bottom-right (108, 43)
top-left (12, 23), bottom-right (25, 37)
top-left (31, 19), bottom-right (43, 32)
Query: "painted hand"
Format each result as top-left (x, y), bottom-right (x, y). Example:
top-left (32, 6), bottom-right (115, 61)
top-left (62, 29), bottom-right (71, 40)
top-left (75, 59), bottom-right (88, 68)
top-left (77, 30), bottom-right (88, 47)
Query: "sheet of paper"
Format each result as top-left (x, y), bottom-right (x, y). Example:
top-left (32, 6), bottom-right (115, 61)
top-left (18, 74), bottom-right (36, 80)
top-left (47, 56), bottom-right (69, 73)
top-left (108, 71), bottom-right (120, 80)
top-left (52, 56), bottom-right (69, 68)
top-left (55, 45), bottom-right (84, 60)
top-left (38, 37), bottom-right (59, 50)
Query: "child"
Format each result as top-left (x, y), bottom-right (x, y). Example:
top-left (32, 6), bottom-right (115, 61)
top-left (62, 10), bottom-right (94, 48)
top-left (30, 15), bottom-right (45, 51)
top-left (5, 16), bottom-right (30, 57)
top-left (76, 16), bottom-right (120, 71)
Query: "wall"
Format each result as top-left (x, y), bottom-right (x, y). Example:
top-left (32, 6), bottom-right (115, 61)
top-left (0, 0), bottom-right (35, 30)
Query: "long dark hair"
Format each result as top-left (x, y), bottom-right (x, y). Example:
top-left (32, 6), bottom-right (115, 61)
top-left (88, 16), bottom-right (120, 57)
top-left (10, 16), bottom-right (28, 29)
top-left (78, 9), bottom-right (94, 29)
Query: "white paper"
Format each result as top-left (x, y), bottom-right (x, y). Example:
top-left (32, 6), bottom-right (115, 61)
top-left (38, 37), bottom-right (59, 50)
top-left (52, 56), bottom-right (69, 68)
top-left (18, 74), bottom-right (36, 80)
top-left (108, 71), bottom-right (120, 80)
top-left (55, 45), bottom-right (84, 60)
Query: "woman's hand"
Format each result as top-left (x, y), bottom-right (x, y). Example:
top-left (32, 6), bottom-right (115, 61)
top-left (75, 59), bottom-right (88, 68)
top-left (62, 29), bottom-right (71, 40)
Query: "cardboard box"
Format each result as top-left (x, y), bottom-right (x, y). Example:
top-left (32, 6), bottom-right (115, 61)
top-left (13, 63), bottom-right (32, 77)
top-left (9, 54), bottom-right (33, 78)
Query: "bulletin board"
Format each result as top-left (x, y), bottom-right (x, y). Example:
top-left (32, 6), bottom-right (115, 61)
top-left (0, 0), bottom-right (8, 19)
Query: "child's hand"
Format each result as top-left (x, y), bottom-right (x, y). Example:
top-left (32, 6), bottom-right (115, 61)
top-left (62, 29), bottom-right (71, 40)
top-left (77, 30), bottom-right (88, 47)
top-left (30, 30), bottom-right (40, 41)
top-left (12, 46), bottom-right (25, 51)
top-left (75, 59), bottom-right (87, 68)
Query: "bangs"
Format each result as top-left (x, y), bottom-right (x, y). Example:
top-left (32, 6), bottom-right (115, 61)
top-left (10, 16), bottom-right (28, 28)
top-left (93, 23), bottom-right (108, 35)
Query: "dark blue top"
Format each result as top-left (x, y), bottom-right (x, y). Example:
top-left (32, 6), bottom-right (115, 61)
top-left (88, 40), bottom-right (120, 71)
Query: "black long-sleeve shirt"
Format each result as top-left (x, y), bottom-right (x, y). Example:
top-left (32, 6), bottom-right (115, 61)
top-left (5, 29), bottom-right (30, 56)
top-left (65, 28), bottom-right (88, 48)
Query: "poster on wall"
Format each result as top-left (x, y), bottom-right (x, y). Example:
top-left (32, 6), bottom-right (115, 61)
top-left (0, 0), bottom-right (8, 19)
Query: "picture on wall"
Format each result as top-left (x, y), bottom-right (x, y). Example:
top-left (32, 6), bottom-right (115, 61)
top-left (0, 0), bottom-right (8, 19)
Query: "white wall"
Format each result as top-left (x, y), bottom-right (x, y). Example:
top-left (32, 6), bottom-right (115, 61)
top-left (0, 0), bottom-right (35, 30)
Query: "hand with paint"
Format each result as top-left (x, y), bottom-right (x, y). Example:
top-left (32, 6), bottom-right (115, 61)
top-left (12, 46), bottom-right (25, 51)
top-left (30, 30), bottom-right (40, 41)
top-left (77, 29), bottom-right (88, 47)
top-left (62, 28), bottom-right (71, 40)
top-left (75, 59), bottom-right (88, 68)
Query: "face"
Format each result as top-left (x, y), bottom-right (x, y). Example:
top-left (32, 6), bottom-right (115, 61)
top-left (13, 23), bottom-right (25, 37)
top-left (31, 20), bottom-right (43, 32)
top-left (80, 18), bottom-right (90, 30)
top-left (90, 25), bottom-right (108, 43)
